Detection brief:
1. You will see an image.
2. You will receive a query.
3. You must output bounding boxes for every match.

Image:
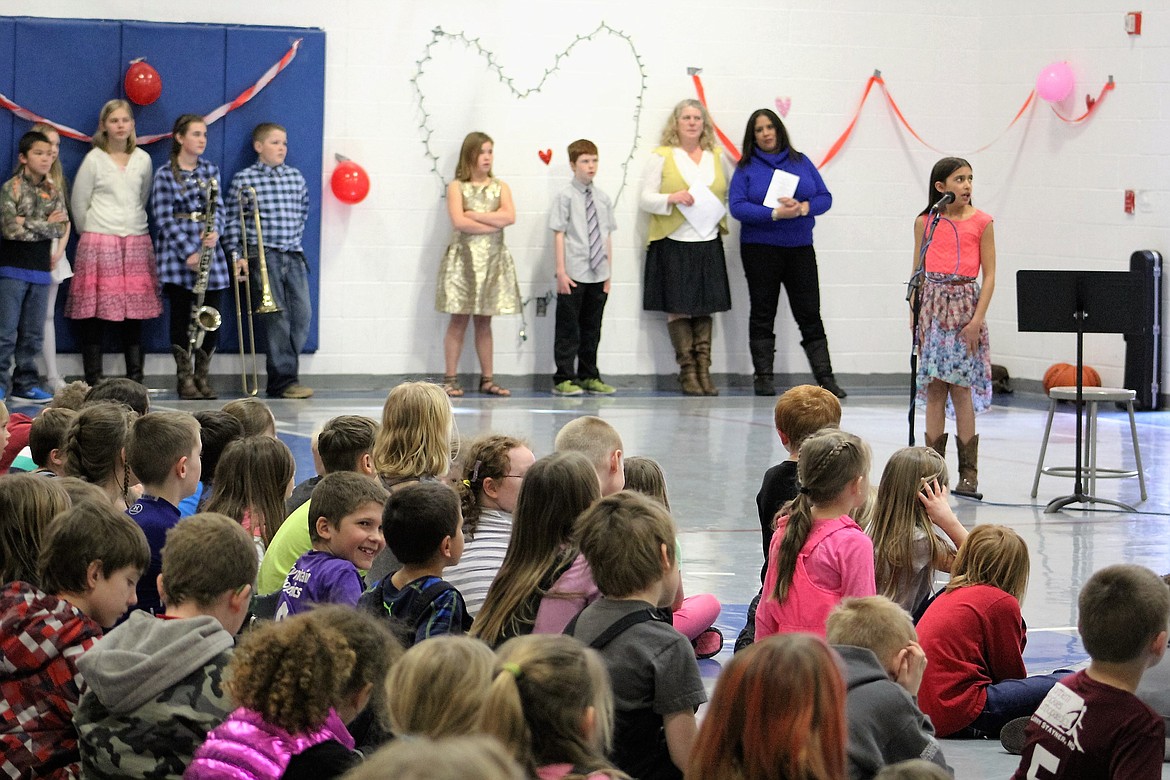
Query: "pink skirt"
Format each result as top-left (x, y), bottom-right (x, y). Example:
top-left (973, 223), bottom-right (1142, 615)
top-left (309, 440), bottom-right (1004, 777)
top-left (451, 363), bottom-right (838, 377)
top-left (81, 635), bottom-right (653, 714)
top-left (65, 232), bottom-right (162, 321)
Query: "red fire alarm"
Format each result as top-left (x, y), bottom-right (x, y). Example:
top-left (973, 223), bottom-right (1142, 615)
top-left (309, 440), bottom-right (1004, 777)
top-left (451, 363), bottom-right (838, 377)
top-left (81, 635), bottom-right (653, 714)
top-left (1125, 190), bottom-right (1136, 214)
top-left (1125, 11), bottom-right (1142, 35)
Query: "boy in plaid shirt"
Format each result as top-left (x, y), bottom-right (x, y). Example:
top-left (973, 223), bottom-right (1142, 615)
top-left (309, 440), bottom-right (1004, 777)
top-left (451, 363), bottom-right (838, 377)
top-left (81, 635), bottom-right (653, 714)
top-left (223, 123), bottom-right (313, 399)
top-left (0, 131), bottom-right (69, 404)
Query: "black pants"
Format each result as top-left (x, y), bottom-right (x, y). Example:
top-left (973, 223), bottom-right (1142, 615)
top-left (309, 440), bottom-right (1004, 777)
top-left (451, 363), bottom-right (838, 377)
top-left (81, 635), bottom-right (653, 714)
top-left (163, 283), bottom-right (224, 349)
top-left (740, 243), bottom-right (827, 345)
top-left (554, 281), bottom-right (607, 384)
top-left (75, 318), bottom-right (142, 349)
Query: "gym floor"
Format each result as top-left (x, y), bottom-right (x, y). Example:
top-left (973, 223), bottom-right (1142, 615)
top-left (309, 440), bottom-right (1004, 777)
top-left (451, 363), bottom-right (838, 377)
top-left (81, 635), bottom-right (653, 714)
top-left (144, 382), bottom-right (1170, 778)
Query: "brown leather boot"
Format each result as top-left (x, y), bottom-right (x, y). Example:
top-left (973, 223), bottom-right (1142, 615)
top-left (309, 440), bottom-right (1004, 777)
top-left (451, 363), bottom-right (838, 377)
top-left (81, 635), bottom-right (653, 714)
top-left (954, 434), bottom-right (983, 500)
top-left (926, 432), bottom-right (948, 461)
top-left (667, 319), bottom-right (703, 396)
top-left (691, 315), bottom-right (718, 396)
top-left (193, 347), bottom-right (218, 399)
top-left (171, 345), bottom-right (200, 400)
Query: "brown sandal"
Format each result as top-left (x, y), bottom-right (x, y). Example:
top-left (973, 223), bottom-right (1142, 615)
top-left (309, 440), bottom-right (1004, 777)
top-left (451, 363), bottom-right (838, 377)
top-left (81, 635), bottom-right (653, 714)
top-left (479, 375), bottom-right (511, 397)
top-left (442, 376), bottom-right (464, 398)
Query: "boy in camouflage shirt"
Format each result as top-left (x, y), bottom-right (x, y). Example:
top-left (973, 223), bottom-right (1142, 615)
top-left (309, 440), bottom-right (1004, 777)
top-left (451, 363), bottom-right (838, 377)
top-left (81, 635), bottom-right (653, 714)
top-left (74, 513), bottom-right (257, 779)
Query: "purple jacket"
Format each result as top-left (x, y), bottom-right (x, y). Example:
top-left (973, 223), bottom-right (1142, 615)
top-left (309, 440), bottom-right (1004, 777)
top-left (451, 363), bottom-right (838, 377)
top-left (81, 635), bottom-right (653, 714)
top-left (184, 706), bottom-right (354, 780)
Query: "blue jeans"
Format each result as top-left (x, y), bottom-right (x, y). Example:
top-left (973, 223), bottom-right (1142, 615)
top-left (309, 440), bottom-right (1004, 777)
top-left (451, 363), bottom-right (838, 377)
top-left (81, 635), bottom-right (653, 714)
top-left (963, 671), bottom-right (1073, 737)
top-left (0, 277), bottom-right (49, 396)
top-left (250, 249), bottom-right (310, 396)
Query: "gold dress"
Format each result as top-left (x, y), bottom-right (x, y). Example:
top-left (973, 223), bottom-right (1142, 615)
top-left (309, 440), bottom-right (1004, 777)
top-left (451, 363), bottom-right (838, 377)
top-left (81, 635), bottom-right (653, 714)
top-left (435, 179), bottom-right (521, 315)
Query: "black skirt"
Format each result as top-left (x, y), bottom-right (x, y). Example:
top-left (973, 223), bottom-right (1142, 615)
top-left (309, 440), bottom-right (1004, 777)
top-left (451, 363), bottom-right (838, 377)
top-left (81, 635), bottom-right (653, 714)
top-left (643, 237), bottom-right (732, 315)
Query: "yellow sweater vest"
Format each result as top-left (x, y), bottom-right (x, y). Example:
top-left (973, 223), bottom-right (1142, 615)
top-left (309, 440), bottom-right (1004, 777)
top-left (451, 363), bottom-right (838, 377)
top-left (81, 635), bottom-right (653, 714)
top-left (646, 145), bottom-right (729, 244)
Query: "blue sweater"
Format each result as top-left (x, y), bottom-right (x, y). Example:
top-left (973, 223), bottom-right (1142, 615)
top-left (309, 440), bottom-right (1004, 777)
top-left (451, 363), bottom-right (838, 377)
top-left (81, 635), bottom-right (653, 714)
top-left (728, 149), bottom-right (832, 247)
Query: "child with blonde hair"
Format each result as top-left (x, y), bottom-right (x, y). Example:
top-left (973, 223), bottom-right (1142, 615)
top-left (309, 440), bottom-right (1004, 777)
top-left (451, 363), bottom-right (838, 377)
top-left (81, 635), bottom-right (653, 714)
top-left (347, 735), bottom-right (524, 780)
top-left (756, 428), bottom-right (875, 639)
top-left (483, 634), bottom-right (628, 779)
top-left (188, 606), bottom-right (399, 779)
top-left (623, 456), bottom-right (722, 659)
top-left (916, 524), bottom-right (1065, 738)
top-left (221, 396), bottom-right (277, 438)
top-left (866, 446), bottom-right (968, 616)
top-left (384, 635), bottom-right (495, 739)
top-left (473, 451), bottom-right (601, 646)
top-left (0, 473), bottom-right (70, 585)
top-left (554, 415), bottom-right (624, 495)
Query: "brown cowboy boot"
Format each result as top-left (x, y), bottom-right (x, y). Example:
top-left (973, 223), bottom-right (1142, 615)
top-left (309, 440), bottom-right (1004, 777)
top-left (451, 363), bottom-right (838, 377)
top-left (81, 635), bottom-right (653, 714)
top-left (667, 319), bottom-right (703, 396)
top-left (691, 315), bottom-right (718, 396)
top-left (171, 345), bottom-right (200, 400)
top-left (954, 434), bottom-right (983, 500)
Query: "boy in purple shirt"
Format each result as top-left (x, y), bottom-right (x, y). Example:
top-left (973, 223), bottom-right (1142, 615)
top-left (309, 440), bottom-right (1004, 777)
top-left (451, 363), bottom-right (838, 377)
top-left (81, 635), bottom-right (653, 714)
top-left (126, 411), bottom-right (202, 615)
top-left (276, 471), bottom-right (388, 619)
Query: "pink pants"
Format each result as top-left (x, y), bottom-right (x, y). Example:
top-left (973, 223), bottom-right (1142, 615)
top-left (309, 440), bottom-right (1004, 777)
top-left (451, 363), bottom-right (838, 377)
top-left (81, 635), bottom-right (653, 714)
top-left (672, 593), bottom-right (721, 640)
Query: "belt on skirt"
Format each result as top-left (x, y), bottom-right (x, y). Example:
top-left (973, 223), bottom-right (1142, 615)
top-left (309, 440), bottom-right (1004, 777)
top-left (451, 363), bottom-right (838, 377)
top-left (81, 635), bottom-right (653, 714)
top-left (925, 273), bottom-right (977, 285)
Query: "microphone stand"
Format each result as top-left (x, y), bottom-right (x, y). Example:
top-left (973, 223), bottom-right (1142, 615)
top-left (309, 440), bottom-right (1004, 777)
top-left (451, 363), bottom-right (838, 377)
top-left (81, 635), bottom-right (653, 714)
top-left (906, 207), bottom-right (945, 446)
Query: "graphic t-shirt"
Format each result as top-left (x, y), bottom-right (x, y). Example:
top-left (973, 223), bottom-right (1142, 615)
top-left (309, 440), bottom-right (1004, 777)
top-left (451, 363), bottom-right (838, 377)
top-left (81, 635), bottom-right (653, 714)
top-left (1011, 670), bottom-right (1163, 780)
top-left (275, 550), bottom-right (364, 619)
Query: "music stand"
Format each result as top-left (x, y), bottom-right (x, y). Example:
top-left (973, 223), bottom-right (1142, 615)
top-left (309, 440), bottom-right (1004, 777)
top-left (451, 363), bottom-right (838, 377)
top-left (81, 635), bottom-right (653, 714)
top-left (1017, 270), bottom-right (1147, 513)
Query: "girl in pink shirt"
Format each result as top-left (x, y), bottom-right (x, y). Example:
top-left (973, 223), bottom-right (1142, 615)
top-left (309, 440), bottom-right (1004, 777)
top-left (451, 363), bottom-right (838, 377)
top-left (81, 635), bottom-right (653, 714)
top-left (756, 428), bottom-right (876, 639)
top-left (910, 157), bottom-right (997, 500)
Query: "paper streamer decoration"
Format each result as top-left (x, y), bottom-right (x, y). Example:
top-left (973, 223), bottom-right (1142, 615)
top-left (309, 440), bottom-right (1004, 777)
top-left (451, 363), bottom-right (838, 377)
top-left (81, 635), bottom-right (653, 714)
top-left (0, 38), bottom-right (303, 145)
top-left (688, 68), bottom-right (740, 163)
top-left (692, 69), bottom-right (1114, 169)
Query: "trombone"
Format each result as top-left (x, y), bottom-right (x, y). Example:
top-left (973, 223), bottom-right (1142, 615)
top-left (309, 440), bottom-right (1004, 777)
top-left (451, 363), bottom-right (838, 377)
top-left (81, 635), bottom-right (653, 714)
top-left (233, 186), bottom-right (282, 396)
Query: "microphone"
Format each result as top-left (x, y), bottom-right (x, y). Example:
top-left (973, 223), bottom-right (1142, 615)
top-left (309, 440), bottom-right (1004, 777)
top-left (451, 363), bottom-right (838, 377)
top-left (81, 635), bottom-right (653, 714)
top-left (930, 192), bottom-right (955, 212)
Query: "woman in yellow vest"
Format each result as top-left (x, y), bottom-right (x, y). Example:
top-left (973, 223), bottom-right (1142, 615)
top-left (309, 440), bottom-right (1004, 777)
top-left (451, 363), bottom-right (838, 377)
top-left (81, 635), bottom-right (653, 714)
top-left (640, 99), bottom-right (733, 396)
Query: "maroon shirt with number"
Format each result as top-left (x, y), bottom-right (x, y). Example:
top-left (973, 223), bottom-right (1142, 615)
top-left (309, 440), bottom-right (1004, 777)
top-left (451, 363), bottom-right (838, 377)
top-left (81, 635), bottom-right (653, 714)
top-left (1011, 670), bottom-right (1163, 780)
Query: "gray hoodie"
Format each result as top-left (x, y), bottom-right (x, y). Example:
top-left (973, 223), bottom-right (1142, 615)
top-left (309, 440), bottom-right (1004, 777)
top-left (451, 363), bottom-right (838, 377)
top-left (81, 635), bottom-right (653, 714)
top-left (74, 610), bottom-right (235, 779)
top-left (834, 644), bottom-right (952, 780)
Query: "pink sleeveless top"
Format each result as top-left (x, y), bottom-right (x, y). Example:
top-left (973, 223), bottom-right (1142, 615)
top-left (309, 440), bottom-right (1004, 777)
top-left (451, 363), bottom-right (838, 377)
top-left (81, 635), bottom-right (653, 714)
top-left (921, 209), bottom-right (993, 278)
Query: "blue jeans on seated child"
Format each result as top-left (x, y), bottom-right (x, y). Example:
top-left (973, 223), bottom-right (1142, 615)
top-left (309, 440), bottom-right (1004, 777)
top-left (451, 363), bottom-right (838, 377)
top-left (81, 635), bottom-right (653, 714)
top-left (0, 277), bottom-right (49, 396)
top-left (962, 671), bottom-right (1074, 738)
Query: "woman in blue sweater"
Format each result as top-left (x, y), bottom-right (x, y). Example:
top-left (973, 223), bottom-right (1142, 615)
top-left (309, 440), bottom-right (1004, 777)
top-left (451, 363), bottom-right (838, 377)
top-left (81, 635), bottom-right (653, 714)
top-left (728, 109), bottom-right (844, 398)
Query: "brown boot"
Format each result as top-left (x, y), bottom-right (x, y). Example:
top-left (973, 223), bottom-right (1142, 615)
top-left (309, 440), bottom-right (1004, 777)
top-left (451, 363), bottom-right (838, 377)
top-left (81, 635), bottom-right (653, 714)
top-left (171, 346), bottom-right (200, 400)
top-left (691, 315), bottom-right (718, 396)
top-left (667, 319), bottom-right (703, 396)
top-left (954, 434), bottom-right (983, 500)
top-left (193, 347), bottom-right (218, 399)
top-left (926, 432), bottom-right (948, 461)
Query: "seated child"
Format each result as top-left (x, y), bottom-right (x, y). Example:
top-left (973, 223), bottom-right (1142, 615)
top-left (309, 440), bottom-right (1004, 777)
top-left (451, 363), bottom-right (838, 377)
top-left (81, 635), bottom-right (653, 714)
top-left (259, 414), bottom-right (378, 594)
top-left (916, 525), bottom-right (1065, 739)
top-left (384, 635), bottom-right (495, 739)
top-left (28, 407), bottom-right (77, 475)
top-left (74, 512), bottom-right (258, 777)
top-left (825, 596), bottom-right (950, 779)
top-left (0, 472), bottom-right (70, 584)
top-left (1010, 564), bottom-right (1169, 778)
top-left (276, 471), bottom-right (388, 617)
top-left (221, 396), bottom-right (277, 438)
top-left (83, 377), bottom-right (150, 416)
top-left (125, 411), bottom-right (202, 615)
top-left (1135, 573), bottom-right (1170, 761)
top-left (178, 409), bottom-right (245, 516)
top-left (566, 491), bottom-right (706, 780)
top-left (187, 606), bottom-right (399, 780)
top-left (0, 499), bottom-right (148, 779)
top-left (738, 385), bottom-right (841, 652)
top-left (349, 735), bottom-right (525, 780)
top-left (554, 414), bottom-right (625, 496)
top-left (359, 481), bottom-right (471, 647)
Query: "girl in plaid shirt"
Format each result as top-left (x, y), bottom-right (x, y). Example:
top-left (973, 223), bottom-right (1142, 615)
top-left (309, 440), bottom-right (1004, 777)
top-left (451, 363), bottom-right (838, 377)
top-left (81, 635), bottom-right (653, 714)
top-left (150, 114), bottom-right (230, 400)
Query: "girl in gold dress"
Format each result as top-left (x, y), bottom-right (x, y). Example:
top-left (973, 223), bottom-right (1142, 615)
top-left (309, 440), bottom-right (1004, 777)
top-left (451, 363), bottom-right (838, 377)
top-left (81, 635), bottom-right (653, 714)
top-left (436, 132), bottom-right (521, 397)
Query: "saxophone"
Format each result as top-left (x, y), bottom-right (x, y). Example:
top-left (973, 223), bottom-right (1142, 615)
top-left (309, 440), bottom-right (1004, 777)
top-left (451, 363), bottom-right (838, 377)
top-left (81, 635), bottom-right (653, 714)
top-left (188, 177), bottom-right (223, 352)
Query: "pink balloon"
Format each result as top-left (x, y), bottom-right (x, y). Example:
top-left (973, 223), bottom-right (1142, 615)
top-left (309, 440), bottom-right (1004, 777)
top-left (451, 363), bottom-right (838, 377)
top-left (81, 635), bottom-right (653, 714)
top-left (1036, 62), bottom-right (1074, 103)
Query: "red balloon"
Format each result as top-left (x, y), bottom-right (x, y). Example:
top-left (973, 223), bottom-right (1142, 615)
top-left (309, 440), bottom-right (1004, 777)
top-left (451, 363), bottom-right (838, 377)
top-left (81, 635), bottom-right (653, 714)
top-left (124, 60), bottom-right (162, 106)
top-left (331, 160), bottom-right (370, 204)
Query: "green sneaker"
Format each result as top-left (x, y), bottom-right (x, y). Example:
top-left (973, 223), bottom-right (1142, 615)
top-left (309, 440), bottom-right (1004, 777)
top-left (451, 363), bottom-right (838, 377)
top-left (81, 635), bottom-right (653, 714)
top-left (552, 380), bottom-right (585, 396)
top-left (579, 378), bottom-right (616, 395)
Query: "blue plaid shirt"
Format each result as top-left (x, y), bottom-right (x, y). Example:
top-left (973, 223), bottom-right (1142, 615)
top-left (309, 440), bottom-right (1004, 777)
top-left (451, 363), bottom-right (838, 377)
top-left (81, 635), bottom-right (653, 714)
top-left (223, 161), bottom-right (309, 255)
top-left (150, 160), bottom-right (230, 290)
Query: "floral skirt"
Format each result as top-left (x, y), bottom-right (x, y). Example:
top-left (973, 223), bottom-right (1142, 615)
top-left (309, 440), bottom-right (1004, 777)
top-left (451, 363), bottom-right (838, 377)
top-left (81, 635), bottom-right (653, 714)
top-left (64, 232), bottom-right (161, 321)
top-left (916, 276), bottom-right (991, 417)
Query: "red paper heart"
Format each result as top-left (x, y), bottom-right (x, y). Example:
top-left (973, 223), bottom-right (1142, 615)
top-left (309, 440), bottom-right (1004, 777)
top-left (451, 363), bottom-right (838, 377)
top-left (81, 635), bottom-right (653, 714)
top-left (538, 149), bottom-right (552, 165)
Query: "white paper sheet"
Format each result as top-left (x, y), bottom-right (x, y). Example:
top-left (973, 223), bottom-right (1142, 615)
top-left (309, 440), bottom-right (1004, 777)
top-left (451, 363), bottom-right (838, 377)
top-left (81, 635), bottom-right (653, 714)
top-left (763, 169), bottom-right (800, 207)
top-left (678, 183), bottom-right (726, 236)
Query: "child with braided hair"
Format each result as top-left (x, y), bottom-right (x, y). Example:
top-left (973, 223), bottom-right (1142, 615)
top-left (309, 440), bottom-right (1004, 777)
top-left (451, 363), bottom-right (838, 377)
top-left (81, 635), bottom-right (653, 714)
top-left (187, 605), bottom-right (399, 779)
top-left (755, 428), bottom-right (876, 639)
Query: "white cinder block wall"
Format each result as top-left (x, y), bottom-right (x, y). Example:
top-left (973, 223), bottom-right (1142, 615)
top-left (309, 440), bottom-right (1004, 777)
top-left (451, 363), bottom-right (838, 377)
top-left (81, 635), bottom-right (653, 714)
top-left (11, 1), bottom-right (1169, 388)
